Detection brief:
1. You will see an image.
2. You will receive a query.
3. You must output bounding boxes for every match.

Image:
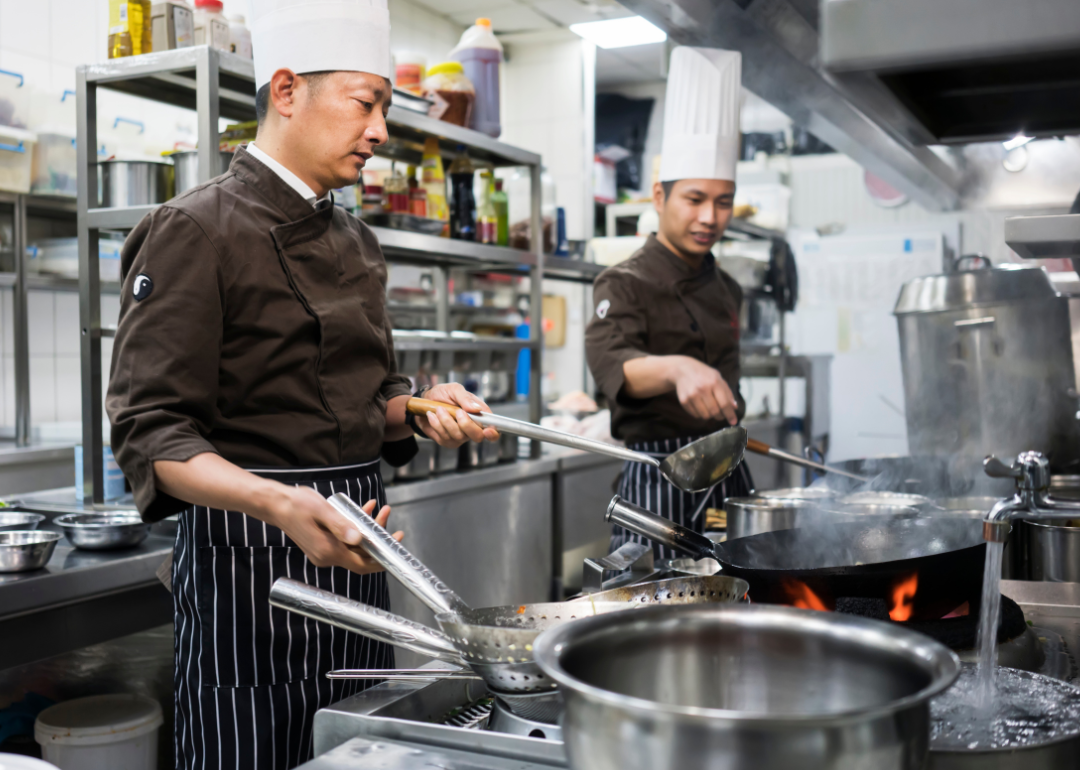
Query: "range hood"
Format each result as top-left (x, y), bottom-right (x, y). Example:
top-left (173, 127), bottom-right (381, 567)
top-left (619, 0), bottom-right (964, 211)
top-left (821, 0), bottom-right (1080, 146)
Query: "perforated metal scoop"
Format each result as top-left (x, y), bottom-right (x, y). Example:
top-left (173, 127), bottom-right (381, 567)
top-left (407, 397), bottom-right (748, 493)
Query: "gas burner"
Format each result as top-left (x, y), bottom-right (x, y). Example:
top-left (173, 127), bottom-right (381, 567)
top-left (488, 698), bottom-right (562, 741)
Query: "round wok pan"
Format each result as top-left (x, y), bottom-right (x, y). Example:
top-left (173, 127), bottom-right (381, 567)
top-left (606, 496), bottom-right (987, 621)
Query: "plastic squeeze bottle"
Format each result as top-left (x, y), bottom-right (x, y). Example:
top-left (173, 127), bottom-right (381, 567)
top-left (450, 18), bottom-right (503, 138)
top-left (421, 137), bottom-right (450, 236)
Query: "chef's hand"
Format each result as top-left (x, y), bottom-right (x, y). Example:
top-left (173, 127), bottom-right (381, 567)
top-left (418, 383), bottom-right (500, 448)
top-left (272, 491), bottom-right (402, 575)
top-left (672, 356), bottom-right (739, 425)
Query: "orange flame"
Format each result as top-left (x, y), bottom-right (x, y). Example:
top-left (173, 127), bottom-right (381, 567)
top-left (783, 580), bottom-right (829, 612)
top-left (889, 573), bottom-right (918, 621)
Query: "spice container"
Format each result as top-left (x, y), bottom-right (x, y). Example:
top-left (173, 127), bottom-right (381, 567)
top-left (193, 0), bottom-right (230, 51)
top-left (109, 0), bottom-right (154, 58)
top-left (422, 62), bottom-right (475, 129)
top-left (409, 185), bottom-right (427, 218)
top-left (394, 53), bottom-right (425, 96)
top-left (151, 1), bottom-right (194, 52)
top-left (384, 165), bottom-right (410, 214)
top-left (361, 185), bottom-right (384, 213)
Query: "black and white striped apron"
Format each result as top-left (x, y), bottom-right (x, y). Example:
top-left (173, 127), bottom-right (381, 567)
top-left (172, 459), bottom-right (393, 770)
top-left (610, 436), bottom-right (755, 560)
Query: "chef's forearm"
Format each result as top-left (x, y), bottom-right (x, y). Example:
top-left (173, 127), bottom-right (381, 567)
top-left (154, 453), bottom-right (290, 524)
top-left (383, 394), bottom-right (413, 441)
top-left (622, 355), bottom-right (690, 398)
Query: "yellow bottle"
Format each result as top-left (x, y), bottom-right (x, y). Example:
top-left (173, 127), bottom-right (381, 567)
top-left (420, 137), bottom-right (450, 236)
top-left (109, 0), bottom-right (153, 59)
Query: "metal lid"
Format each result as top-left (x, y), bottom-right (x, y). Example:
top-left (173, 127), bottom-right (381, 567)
top-left (756, 487), bottom-right (836, 501)
top-left (893, 264), bottom-right (1058, 315)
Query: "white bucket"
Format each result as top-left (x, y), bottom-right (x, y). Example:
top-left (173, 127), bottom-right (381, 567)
top-left (0, 756), bottom-right (60, 770)
top-left (34, 694), bottom-right (162, 770)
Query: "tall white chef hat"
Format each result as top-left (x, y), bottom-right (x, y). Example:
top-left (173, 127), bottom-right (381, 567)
top-left (659, 47), bottom-right (742, 183)
top-left (252, 0), bottom-right (392, 90)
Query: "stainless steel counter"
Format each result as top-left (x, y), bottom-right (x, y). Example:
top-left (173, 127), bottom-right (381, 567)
top-left (0, 517), bottom-right (174, 668)
top-left (1, 448), bottom-right (620, 670)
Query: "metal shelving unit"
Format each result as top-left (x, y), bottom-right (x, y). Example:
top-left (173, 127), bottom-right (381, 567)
top-left (1005, 214), bottom-right (1080, 260)
top-left (73, 46), bottom-right (594, 504)
top-left (0, 192), bottom-right (80, 446)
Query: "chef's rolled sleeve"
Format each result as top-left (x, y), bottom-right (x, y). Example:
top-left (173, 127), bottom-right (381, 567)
top-left (585, 271), bottom-right (651, 409)
top-left (106, 206), bottom-right (225, 522)
top-left (377, 317), bottom-right (413, 403)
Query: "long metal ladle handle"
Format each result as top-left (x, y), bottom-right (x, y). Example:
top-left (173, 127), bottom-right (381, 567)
top-left (407, 397), bottom-right (661, 468)
top-left (327, 493), bottom-right (472, 618)
top-left (269, 578), bottom-right (465, 665)
top-left (745, 439), bottom-right (871, 482)
top-left (326, 669), bottom-right (480, 681)
top-left (605, 496), bottom-right (717, 561)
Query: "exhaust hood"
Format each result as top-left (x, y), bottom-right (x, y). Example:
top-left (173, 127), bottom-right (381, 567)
top-left (821, 0), bottom-right (1080, 145)
top-left (618, 0), bottom-right (964, 211)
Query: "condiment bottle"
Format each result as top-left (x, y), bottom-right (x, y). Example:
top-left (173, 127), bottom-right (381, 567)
top-left (477, 171), bottom-right (497, 244)
top-left (492, 178), bottom-right (509, 246)
top-left (450, 18), bottom-right (503, 138)
top-left (420, 137), bottom-right (450, 236)
top-left (385, 164), bottom-right (410, 214)
top-left (227, 13), bottom-right (252, 58)
top-left (448, 148), bottom-right (476, 241)
top-left (109, 0), bottom-right (153, 58)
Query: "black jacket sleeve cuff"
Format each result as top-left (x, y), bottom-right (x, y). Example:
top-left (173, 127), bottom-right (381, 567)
top-left (381, 436), bottom-right (419, 468)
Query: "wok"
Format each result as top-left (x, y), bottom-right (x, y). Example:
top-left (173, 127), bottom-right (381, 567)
top-left (607, 496), bottom-right (987, 621)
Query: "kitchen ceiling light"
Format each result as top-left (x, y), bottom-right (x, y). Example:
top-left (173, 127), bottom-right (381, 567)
top-left (1002, 134), bottom-right (1033, 151)
top-left (569, 16), bottom-right (667, 49)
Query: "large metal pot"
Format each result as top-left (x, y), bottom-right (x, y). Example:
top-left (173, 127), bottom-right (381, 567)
top-left (726, 497), bottom-right (816, 540)
top-left (534, 603), bottom-right (960, 770)
top-left (173, 150), bottom-right (235, 195)
top-left (99, 159), bottom-right (173, 206)
top-left (894, 264), bottom-right (1080, 474)
top-left (1024, 519), bottom-right (1080, 582)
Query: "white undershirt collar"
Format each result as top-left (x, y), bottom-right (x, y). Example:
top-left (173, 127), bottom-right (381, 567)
top-left (247, 143), bottom-right (331, 208)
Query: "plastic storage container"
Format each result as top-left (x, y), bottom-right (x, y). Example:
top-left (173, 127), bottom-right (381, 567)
top-left (151, 1), bottom-right (195, 51)
top-left (451, 18), bottom-right (503, 138)
top-left (31, 132), bottom-right (77, 197)
top-left (35, 694), bottom-right (163, 770)
top-left (0, 68), bottom-right (30, 128)
top-left (0, 757), bottom-right (60, 769)
top-left (422, 62), bottom-right (475, 128)
top-left (394, 53), bottom-right (426, 96)
top-left (194, 0), bottom-right (230, 51)
top-left (0, 126), bottom-right (36, 194)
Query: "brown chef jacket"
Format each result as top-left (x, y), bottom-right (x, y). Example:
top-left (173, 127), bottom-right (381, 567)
top-left (106, 148), bottom-right (412, 522)
top-left (585, 234), bottom-right (745, 444)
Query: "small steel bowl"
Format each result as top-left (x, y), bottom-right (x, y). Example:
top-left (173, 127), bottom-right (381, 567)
top-left (0, 531), bottom-right (61, 572)
top-left (55, 512), bottom-right (150, 550)
top-left (0, 512), bottom-right (46, 532)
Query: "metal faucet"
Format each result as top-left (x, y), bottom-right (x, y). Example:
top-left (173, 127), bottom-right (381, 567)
top-left (982, 451), bottom-right (1080, 542)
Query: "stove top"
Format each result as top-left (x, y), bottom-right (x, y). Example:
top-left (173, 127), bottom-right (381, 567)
top-left (299, 581), bottom-right (1080, 770)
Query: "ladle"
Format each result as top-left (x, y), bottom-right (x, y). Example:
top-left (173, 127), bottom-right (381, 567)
top-left (746, 438), bottom-right (870, 482)
top-left (406, 397), bottom-right (747, 493)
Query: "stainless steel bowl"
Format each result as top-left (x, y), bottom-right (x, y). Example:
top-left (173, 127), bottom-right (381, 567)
top-left (755, 487), bottom-right (836, 502)
top-left (0, 531), bottom-right (61, 572)
top-left (0, 512), bottom-right (46, 531)
top-left (55, 512), bottom-right (151, 550)
top-left (535, 603), bottom-right (960, 770)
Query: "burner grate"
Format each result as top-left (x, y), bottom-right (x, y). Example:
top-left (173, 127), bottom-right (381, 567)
top-left (442, 699), bottom-right (493, 731)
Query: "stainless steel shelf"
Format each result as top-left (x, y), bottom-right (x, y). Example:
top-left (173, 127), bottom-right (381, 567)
top-left (372, 226), bottom-right (533, 268)
top-left (0, 272), bottom-right (122, 293)
top-left (1005, 214), bottom-right (1080, 260)
top-left (380, 108), bottom-right (540, 169)
top-left (542, 257), bottom-right (604, 282)
top-left (391, 335), bottom-right (533, 353)
top-left (87, 205), bottom-right (156, 230)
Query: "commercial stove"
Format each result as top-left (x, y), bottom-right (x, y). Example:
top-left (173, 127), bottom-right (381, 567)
top-left (297, 580), bottom-right (1080, 769)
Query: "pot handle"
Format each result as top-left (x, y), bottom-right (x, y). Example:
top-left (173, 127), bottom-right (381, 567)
top-left (269, 578), bottom-right (465, 665)
top-left (606, 496), bottom-right (717, 561)
top-left (326, 493), bottom-right (472, 617)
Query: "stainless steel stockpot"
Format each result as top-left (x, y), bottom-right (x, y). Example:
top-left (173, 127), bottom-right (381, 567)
top-left (1024, 519), bottom-right (1080, 582)
top-left (534, 603), bottom-right (960, 770)
top-left (172, 149), bottom-right (235, 194)
top-left (99, 159), bottom-right (173, 206)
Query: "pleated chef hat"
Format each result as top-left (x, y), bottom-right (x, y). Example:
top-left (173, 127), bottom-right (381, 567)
top-left (659, 47), bottom-right (742, 183)
top-left (252, 0), bottom-right (392, 89)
